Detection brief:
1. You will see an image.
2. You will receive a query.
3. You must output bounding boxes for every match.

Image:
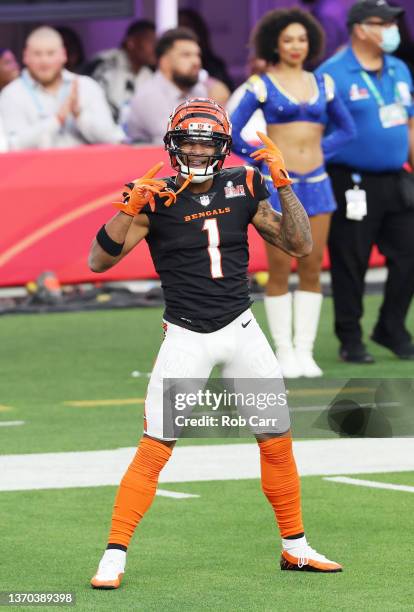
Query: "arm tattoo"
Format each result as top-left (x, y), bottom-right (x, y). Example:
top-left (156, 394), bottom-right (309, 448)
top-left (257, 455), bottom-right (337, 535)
top-left (277, 186), bottom-right (313, 255)
top-left (252, 187), bottom-right (312, 256)
top-left (253, 200), bottom-right (282, 246)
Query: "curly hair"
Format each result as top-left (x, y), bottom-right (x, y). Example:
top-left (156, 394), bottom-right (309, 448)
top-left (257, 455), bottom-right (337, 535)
top-left (251, 8), bottom-right (325, 65)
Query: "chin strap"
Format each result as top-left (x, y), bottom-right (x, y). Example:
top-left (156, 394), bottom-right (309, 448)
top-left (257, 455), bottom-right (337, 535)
top-left (159, 174), bottom-right (194, 207)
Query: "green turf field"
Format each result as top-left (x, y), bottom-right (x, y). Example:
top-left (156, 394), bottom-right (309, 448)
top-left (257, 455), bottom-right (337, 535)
top-left (1, 296), bottom-right (413, 454)
top-left (1, 474), bottom-right (413, 611)
top-left (0, 295), bottom-right (413, 611)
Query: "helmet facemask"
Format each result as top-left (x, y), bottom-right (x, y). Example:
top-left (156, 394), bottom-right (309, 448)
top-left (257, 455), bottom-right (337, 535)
top-left (168, 132), bottom-right (231, 183)
top-left (164, 99), bottom-right (232, 184)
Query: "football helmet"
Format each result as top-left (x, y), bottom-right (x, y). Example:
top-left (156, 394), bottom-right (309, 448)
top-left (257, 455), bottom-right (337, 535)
top-left (164, 98), bottom-right (232, 183)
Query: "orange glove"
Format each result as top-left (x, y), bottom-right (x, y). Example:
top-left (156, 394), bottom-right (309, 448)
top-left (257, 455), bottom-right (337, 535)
top-left (113, 162), bottom-right (169, 216)
top-left (250, 131), bottom-right (292, 189)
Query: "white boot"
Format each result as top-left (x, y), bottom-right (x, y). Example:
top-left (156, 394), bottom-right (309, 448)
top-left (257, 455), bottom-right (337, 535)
top-left (293, 290), bottom-right (323, 377)
top-left (264, 293), bottom-right (302, 378)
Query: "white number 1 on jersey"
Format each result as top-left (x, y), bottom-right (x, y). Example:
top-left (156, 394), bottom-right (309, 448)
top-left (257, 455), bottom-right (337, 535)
top-left (202, 218), bottom-right (223, 279)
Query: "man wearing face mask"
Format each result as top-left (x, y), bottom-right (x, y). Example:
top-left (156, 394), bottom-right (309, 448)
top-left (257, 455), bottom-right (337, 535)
top-left (317, 0), bottom-right (414, 363)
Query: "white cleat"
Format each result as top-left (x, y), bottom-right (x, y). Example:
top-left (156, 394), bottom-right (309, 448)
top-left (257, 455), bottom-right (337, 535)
top-left (90, 549), bottom-right (126, 589)
top-left (281, 543), bottom-right (342, 572)
top-left (276, 347), bottom-right (303, 378)
top-left (295, 350), bottom-right (323, 377)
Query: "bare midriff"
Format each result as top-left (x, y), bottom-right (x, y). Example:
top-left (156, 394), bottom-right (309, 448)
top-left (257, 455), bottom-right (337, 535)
top-left (267, 122), bottom-right (324, 174)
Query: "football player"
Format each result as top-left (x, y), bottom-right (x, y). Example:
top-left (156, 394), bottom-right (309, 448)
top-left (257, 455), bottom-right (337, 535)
top-left (89, 98), bottom-right (342, 588)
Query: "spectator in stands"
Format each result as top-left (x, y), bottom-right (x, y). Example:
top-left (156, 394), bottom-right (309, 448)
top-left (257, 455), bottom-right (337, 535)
top-left (0, 26), bottom-right (123, 151)
top-left (56, 26), bottom-right (85, 73)
top-left (231, 9), bottom-right (355, 378)
top-left (0, 48), bottom-right (20, 91)
top-left (317, 0), bottom-right (414, 362)
top-left (84, 20), bottom-right (156, 123)
top-left (179, 8), bottom-right (234, 93)
top-left (127, 27), bottom-right (209, 144)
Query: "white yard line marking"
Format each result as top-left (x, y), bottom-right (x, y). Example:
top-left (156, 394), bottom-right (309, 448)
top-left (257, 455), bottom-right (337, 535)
top-left (64, 395), bottom-right (402, 412)
top-left (288, 387), bottom-right (375, 397)
top-left (64, 399), bottom-right (144, 407)
top-left (0, 438), bottom-right (413, 492)
top-left (324, 476), bottom-right (414, 493)
top-left (0, 421), bottom-right (24, 427)
top-left (156, 489), bottom-right (200, 499)
top-left (130, 371), bottom-right (152, 378)
top-left (291, 401), bottom-right (401, 412)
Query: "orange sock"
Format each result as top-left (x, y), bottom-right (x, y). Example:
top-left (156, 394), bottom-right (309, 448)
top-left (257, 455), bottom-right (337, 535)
top-left (108, 436), bottom-right (172, 548)
top-left (258, 436), bottom-right (303, 538)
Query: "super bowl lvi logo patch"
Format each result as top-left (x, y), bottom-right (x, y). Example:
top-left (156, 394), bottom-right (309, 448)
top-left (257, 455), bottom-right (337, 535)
top-left (349, 83), bottom-right (369, 101)
top-left (396, 81), bottom-right (411, 106)
top-left (224, 181), bottom-right (246, 198)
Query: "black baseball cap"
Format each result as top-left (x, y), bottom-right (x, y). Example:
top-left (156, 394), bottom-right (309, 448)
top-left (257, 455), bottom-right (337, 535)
top-left (347, 0), bottom-right (404, 27)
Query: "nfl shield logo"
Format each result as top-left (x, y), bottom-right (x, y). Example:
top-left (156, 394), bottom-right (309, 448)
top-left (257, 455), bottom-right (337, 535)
top-left (200, 195), bottom-right (210, 206)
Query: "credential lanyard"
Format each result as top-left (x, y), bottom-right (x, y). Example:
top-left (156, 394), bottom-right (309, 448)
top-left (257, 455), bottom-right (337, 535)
top-left (22, 71), bottom-right (71, 118)
top-left (360, 71), bottom-right (384, 106)
top-left (360, 69), bottom-right (400, 107)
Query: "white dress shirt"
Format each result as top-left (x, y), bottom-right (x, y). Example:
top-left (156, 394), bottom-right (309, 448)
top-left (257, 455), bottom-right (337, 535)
top-left (0, 114), bottom-right (8, 152)
top-left (0, 68), bottom-right (124, 150)
top-left (127, 70), bottom-right (208, 144)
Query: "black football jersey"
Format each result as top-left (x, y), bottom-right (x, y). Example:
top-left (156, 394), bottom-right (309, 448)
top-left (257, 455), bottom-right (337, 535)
top-left (142, 166), bottom-right (269, 332)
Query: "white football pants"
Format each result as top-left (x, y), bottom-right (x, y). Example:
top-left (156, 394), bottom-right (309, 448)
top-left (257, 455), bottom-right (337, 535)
top-left (144, 309), bottom-right (287, 440)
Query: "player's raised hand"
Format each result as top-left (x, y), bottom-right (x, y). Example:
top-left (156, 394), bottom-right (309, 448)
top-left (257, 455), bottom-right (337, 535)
top-left (250, 132), bottom-right (292, 188)
top-left (158, 173), bottom-right (194, 207)
top-left (141, 161), bottom-right (165, 180)
top-left (113, 162), bottom-right (167, 215)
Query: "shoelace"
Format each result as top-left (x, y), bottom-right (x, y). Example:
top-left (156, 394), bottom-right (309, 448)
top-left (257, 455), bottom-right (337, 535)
top-left (298, 547), bottom-right (308, 569)
top-left (296, 545), bottom-right (330, 568)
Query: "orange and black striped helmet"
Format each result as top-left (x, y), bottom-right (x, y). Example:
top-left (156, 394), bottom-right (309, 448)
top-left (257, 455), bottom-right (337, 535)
top-left (164, 98), bottom-right (232, 180)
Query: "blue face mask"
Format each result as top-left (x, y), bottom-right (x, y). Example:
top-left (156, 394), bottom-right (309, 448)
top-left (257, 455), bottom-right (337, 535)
top-left (380, 25), bottom-right (401, 53)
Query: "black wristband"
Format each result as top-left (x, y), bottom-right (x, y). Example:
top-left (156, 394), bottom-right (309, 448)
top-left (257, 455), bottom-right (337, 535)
top-left (96, 225), bottom-right (124, 257)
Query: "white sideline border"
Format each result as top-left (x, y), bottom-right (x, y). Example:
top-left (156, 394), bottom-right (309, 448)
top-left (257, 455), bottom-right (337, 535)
top-left (0, 438), bottom-right (413, 493)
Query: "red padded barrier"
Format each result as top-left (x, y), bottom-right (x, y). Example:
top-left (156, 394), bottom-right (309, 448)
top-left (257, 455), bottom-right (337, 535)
top-left (0, 145), bottom-right (384, 286)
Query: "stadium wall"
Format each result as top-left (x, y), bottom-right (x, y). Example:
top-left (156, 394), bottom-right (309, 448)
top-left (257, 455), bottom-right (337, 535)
top-left (0, 145), bottom-right (384, 287)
